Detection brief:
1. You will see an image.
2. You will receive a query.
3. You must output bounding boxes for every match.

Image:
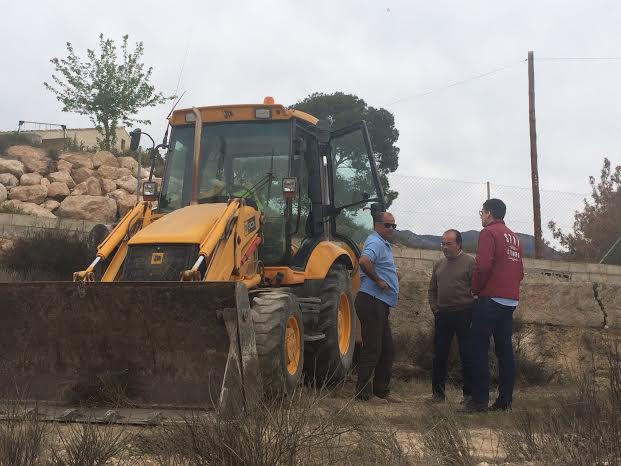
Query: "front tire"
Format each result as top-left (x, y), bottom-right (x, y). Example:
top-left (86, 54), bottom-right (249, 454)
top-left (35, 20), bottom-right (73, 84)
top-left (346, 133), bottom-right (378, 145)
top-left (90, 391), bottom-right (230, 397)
top-left (252, 291), bottom-right (304, 395)
top-left (304, 264), bottom-right (356, 385)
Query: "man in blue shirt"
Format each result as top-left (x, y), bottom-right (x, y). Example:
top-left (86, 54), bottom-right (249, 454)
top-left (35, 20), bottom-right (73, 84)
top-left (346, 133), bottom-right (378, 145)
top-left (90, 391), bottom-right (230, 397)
top-left (355, 211), bottom-right (402, 404)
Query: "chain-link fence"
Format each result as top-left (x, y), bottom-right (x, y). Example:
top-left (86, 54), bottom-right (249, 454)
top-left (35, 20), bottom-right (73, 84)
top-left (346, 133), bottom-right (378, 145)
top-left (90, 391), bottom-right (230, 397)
top-left (388, 174), bottom-right (587, 252)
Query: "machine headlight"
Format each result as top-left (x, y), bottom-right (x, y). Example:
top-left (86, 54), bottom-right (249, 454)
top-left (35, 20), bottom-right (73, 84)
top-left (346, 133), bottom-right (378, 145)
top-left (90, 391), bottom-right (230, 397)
top-left (142, 181), bottom-right (158, 200)
top-left (282, 177), bottom-right (297, 200)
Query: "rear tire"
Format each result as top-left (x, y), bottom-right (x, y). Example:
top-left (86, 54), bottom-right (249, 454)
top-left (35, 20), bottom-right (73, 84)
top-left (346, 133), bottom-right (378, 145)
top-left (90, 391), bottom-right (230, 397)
top-left (304, 264), bottom-right (356, 385)
top-left (251, 291), bottom-right (304, 395)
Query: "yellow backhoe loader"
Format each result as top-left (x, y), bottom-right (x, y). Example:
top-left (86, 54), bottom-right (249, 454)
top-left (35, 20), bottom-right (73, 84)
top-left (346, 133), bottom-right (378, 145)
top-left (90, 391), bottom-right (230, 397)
top-left (0, 97), bottom-right (386, 415)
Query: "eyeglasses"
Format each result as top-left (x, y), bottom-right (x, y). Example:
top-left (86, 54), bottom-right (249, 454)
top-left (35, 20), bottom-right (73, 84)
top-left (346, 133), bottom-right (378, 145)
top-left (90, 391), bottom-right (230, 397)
top-left (478, 210), bottom-right (488, 217)
top-left (376, 222), bottom-right (397, 229)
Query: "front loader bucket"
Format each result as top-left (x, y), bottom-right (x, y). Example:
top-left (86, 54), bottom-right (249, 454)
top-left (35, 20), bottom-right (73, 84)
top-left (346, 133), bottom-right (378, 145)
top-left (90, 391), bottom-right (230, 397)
top-left (0, 281), bottom-right (261, 413)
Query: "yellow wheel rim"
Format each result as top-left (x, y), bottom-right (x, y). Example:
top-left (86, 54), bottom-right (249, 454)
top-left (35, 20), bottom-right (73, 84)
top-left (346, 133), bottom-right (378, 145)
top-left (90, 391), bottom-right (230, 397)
top-left (285, 315), bottom-right (301, 375)
top-left (337, 293), bottom-right (352, 356)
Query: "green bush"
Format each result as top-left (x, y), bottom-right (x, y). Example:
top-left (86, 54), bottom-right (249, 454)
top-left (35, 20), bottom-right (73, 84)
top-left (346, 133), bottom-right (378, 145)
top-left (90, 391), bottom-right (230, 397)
top-left (47, 148), bottom-right (60, 161)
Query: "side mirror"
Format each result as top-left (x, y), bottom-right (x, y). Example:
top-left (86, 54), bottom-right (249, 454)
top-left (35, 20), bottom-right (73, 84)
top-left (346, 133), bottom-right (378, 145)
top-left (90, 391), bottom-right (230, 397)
top-left (129, 129), bottom-right (142, 151)
top-left (317, 119), bottom-right (331, 144)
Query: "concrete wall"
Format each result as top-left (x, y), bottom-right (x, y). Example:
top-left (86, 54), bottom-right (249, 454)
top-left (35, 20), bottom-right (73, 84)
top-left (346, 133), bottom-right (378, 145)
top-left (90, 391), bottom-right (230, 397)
top-left (393, 246), bottom-right (621, 285)
top-left (391, 246), bottom-right (621, 330)
top-left (21, 127), bottom-right (130, 152)
top-left (0, 213), bottom-right (98, 239)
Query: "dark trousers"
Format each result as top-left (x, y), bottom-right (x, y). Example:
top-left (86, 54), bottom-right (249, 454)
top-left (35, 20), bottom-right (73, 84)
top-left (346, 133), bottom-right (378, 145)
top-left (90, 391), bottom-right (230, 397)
top-left (470, 297), bottom-right (516, 408)
top-left (432, 308), bottom-right (473, 399)
top-left (355, 292), bottom-right (393, 399)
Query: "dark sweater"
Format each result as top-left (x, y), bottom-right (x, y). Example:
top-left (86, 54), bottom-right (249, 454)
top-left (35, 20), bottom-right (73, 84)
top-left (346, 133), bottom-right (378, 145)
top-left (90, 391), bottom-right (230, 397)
top-left (428, 252), bottom-right (475, 312)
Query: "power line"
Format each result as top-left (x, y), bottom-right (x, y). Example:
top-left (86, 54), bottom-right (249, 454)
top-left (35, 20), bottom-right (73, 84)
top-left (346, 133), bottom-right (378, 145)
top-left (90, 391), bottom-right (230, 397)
top-left (383, 59), bottom-right (526, 107)
top-left (536, 56), bottom-right (621, 61)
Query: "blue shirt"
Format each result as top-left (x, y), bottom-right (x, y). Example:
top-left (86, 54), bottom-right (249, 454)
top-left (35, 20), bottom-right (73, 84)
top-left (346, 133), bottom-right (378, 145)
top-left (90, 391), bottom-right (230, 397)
top-left (491, 297), bottom-right (519, 307)
top-left (359, 232), bottom-right (399, 307)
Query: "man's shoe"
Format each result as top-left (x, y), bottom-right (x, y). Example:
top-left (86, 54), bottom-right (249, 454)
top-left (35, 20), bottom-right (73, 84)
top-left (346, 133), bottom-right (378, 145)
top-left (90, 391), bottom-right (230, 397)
top-left (428, 393), bottom-right (446, 403)
top-left (460, 395), bottom-right (473, 405)
top-left (458, 402), bottom-right (488, 413)
top-left (489, 401), bottom-right (512, 412)
top-left (356, 396), bottom-right (388, 405)
top-left (382, 394), bottom-right (404, 404)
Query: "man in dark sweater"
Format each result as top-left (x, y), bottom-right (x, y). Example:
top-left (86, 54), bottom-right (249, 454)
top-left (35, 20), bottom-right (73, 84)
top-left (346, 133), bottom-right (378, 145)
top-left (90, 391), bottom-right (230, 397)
top-left (428, 229), bottom-right (475, 403)
top-left (466, 198), bottom-right (524, 413)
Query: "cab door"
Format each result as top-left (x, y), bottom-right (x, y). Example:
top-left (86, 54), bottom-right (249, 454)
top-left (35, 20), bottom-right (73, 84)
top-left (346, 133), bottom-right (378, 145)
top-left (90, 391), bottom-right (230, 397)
top-left (328, 121), bottom-right (386, 255)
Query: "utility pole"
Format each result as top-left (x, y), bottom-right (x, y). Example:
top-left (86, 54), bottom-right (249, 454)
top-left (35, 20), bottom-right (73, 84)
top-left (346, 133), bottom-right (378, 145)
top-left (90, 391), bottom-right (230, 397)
top-left (528, 51), bottom-right (544, 259)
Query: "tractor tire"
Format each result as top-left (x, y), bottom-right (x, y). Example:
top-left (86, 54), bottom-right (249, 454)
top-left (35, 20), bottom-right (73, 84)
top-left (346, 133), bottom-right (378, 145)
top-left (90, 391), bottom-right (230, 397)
top-left (251, 291), bottom-right (304, 395)
top-left (304, 264), bottom-right (356, 385)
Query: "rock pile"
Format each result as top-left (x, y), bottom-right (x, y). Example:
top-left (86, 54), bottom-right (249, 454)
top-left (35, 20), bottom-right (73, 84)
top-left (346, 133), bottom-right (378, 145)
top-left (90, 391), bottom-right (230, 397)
top-left (0, 145), bottom-right (161, 223)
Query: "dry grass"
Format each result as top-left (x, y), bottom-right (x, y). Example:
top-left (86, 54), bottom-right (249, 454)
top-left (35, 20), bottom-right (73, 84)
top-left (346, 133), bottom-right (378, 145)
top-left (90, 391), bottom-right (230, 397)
top-left (418, 409), bottom-right (475, 466)
top-left (0, 230), bottom-right (92, 281)
top-left (0, 402), bottom-right (48, 466)
top-left (50, 422), bottom-right (134, 466)
top-left (133, 386), bottom-right (411, 465)
top-left (392, 318), bottom-right (557, 389)
top-left (500, 341), bottom-right (621, 465)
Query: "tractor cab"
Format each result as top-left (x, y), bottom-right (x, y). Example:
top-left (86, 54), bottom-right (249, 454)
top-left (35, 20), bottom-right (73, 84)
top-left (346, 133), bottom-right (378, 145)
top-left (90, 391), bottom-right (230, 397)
top-left (159, 98), bottom-right (386, 267)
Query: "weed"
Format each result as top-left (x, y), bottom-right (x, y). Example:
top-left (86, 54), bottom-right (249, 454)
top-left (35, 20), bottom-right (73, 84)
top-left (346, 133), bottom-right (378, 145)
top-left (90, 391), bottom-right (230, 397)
top-left (500, 341), bottom-right (621, 465)
top-left (419, 409), bottom-right (474, 466)
top-left (0, 401), bottom-right (48, 466)
top-left (0, 230), bottom-right (91, 281)
top-left (134, 386), bottom-right (411, 465)
top-left (0, 204), bottom-right (26, 215)
top-left (50, 422), bottom-right (133, 466)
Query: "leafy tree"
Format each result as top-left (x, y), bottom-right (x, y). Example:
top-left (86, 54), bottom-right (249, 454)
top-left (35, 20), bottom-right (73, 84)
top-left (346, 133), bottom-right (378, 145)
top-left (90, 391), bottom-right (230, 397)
top-left (44, 34), bottom-right (173, 151)
top-left (549, 158), bottom-right (621, 263)
top-left (293, 92), bottom-right (400, 206)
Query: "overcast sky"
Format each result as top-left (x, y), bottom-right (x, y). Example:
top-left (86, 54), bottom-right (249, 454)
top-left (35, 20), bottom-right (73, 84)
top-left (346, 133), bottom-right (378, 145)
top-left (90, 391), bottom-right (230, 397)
top-left (2, 0), bottom-right (619, 236)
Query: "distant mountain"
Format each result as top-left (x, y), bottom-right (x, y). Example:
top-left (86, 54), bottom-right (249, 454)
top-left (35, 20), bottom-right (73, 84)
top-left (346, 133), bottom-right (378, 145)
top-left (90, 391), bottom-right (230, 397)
top-left (393, 229), bottom-right (560, 259)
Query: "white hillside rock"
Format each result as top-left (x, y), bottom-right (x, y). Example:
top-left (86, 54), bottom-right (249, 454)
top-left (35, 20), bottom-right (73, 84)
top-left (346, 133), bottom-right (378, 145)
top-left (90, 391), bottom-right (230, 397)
top-left (71, 167), bottom-right (95, 185)
top-left (19, 173), bottom-right (43, 186)
top-left (59, 152), bottom-right (94, 170)
top-left (8, 184), bottom-right (48, 204)
top-left (42, 199), bottom-right (61, 211)
top-left (97, 165), bottom-right (132, 180)
top-left (5, 145), bottom-right (49, 173)
top-left (101, 178), bottom-right (117, 194)
top-left (0, 159), bottom-right (25, 178)
top-left (107, 189), bottom-right (136, 217)
top-left (114, 175), bottom-right (138, 194)
top-left (47, 182), bottom-right (70, 199)
top-left (117, 156), bottom-right (138, 172)
top-left (58, 195), bottom-right (117, 223)
top-left (57, 159), bottom-right (73, 172)
top-left (0, 173), bottom-right (19, 188)
top-left (71, 177), bottom-right (102, 197)
top-left (47, 171), bottom-right (76, 189)
top-left (17, 202), bottom-right (57, 218)
top-left (93, 151), bottom-right (119, 168)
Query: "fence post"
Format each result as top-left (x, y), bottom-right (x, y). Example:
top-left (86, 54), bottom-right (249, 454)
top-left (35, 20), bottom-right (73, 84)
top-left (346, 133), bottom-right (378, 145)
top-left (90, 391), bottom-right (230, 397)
top-left (486, 181), bottom-right (491, 200)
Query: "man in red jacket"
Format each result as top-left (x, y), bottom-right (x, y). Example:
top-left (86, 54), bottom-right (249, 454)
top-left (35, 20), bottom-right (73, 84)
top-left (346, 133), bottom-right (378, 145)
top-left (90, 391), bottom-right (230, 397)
top-left (465, 198), bottom-right (524, 412)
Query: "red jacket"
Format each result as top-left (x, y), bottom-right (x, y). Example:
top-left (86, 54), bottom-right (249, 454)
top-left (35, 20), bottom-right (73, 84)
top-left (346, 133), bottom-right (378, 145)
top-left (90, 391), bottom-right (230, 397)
top-left (472, 220), bottom-right (524, 299)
